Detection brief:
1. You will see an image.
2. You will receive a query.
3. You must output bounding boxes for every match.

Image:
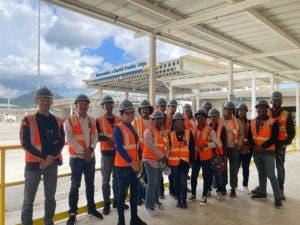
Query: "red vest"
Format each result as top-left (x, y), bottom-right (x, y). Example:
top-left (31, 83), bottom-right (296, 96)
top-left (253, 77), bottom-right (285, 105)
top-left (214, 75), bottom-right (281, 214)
top-left (213, 121), bottom-right (224, 155)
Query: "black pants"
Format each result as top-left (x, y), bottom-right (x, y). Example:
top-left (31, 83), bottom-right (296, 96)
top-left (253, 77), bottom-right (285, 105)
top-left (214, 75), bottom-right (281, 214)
top-left (69, 157), bottom-right (96, 214)
top-left (171, 161), bottom-right (189, 203)
top-left (238, 151), bottom-right (253, 187)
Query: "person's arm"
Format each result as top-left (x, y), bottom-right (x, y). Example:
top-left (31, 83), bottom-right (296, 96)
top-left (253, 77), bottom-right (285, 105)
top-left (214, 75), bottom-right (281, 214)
top-left (96, 119), bottom-right (109, 142)
top-left (247, 125), bottom-right (255, 147)
top-left (144, 129), bottom-right (164, 159)
top-left (64, 119), bottom-right (85, 154)
top-left (207, 130), bottom-right (217, 149)
top-left (20, 117), bottom-right (47, 160)
top-left (262, 122), bottom-right (279, 148)
top-left (282, 113), bottom-right (296, 146)
top-left (113, 126), bottom-right (133, 163)
top-left (90, 122), bottom-right (98, 151)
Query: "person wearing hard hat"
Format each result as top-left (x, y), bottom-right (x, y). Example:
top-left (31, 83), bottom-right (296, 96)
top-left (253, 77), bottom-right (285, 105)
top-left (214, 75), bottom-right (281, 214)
top-left (235, 103), bottom-right (252, 195)
top-left (183, 103), bottom-right (196, 131)
top-left (96, 95), bottom-right (128, 215)
top-left (208, 108), bottom-right (227, 199)
top-left (189, 109), bottom-right (218, 206)
top-left (248, 99), bottom-right (282, 209)
top-left (64, 94), bottom-right (103, 224)
top-left (142, 111), bottom-right (170, 216)
top-left (222, 101), bottom-right (244, 198)
top-left (168, 113), bottom-right (195, 208)
top-left (20, 87), bottom-right (65, 225)
top-left (201, 101), bottom-right (213, 114)
top-left (133, 99), bottom-right (154, 205)
top-left (114, 99), bottom-right (147, 225)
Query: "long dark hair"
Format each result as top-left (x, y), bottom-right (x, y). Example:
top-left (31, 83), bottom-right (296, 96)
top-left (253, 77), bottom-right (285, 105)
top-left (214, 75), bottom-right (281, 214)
top-left (235, 109), bottom-right (248, 122)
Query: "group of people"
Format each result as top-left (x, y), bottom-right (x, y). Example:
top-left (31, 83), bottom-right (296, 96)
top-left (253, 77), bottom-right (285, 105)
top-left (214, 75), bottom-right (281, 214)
top-left (20, 87), bottom-right (295, 225)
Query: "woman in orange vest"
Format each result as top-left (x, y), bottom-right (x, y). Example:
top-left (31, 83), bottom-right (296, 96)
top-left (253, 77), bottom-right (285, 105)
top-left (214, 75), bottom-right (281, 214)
top-left (143, 111), bottom-right (169, 216)
top-left (114, 99), bottom-right (147, 225)
top-left (248, 99), bottom-right (282, 209)
top-left (183, 103), bottom-right (196, 131)
top-left (168, 112), bottom-right (195, 208)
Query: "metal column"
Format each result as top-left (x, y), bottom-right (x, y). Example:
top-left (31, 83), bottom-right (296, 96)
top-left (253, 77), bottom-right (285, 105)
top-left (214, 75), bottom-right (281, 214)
top-left (149, 34), bottom-right (157, 105)
top-left (228, 60), bottom-right (233, 101)
top-left (251, 72), bottom-right (257, 119)
top-left (296, 83), bottom-right (300, 149)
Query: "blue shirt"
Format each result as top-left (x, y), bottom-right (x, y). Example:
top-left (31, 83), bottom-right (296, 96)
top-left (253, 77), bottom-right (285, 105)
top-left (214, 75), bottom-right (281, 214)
top-left (113, 121), bottom-right (142, 164)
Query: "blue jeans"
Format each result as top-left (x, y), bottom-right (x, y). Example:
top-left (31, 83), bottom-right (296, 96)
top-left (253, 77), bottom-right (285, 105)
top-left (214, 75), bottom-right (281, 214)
top-left (238, 151), bottom-right (253, 187)
top-left (144, 161), bottom-right (161, 210)
top-left (253, 152), bottom-right (280, 199)
top-left (116, 166), bottom-right (139, 223)
top-left (69, 157), bottom-right (96, 213)
top-left (191, 160), bottom-right (213, 197)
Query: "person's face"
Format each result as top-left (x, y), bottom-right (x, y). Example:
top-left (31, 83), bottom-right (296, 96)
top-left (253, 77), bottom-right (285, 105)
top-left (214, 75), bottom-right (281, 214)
top-left (203, 107), bottom-right (211, 114)
top-left (272, 99), bottom-right (282, 109)
top-left (210, 115), bottom-right (219, 128)
top-left (102, 102), bottom-right (114, 114)
top-left (195, 114), bottom-right (206, 126)
top-left (36, 97), bottom-right (53, 113)
top-left (123, 108), bottom-right (135, 123)
top-left (153, 118), bottom-right (164, 129)
top-left (223, 108), bottom-right (233, 117)
top-left (256, 105), bottom-right (268, 117)
top-left (141, 107), bottom-right (150, 118)
top-left (76, 101), bottom-right (89, 115)
top-left (173, 119), bottom-right (185, 131)
top-left (238, 109), bottom-right (247, 119)
top-left (168, 105), bottom-right (177, 115)
top-left (184, 108), bottom-right (193, 118)
top-left (157, 105), bottom-right (166, 113)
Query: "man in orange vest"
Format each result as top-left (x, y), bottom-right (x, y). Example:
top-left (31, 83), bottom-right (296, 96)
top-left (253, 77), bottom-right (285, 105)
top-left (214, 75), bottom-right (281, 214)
top-left (114, 99), bottom-right (147, 225)
top-left (249, 99), bottom-right (282, 209)
top-left (168, 112), bottom-right (195, 208)
top-left (133, 99), bottom-right (154, 205)
top-left (20, 87), bottom-right (65, 225)
top-left (64, 94), bottom-right (102, 225)
top-left (201, 101), bottom-right (213, 114)
top-left (222, 101), bottom-right (244, 197)
top-left (96, 95), bottom-right (127, 215)
top-left (183, 103), bottom-right (196, 131)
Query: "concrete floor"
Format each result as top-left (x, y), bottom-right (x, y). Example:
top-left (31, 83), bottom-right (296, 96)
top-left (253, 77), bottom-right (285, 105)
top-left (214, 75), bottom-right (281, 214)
top-left (52, 151), bottom-right (300, 225)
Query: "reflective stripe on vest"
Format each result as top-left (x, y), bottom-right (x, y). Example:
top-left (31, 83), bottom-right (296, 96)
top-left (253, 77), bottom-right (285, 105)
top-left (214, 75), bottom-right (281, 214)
top-left (251, 117), bottom-right (276, 151)
top-left (193, 125), bottom-right (213, 161)
top-left (114, 122), bottom-right (140, 167)
top-left (143, 125), bottom-right (168, 160)
top-left (277, 111), bottom-right (288, 141)
top-left (98, 115), bottom-right (121, 151)
top-left (67, 115), bottom-right (96, 155)
top-left (23, 114), bottom-right (63, 163)
top-left (168, 130), bottom-right (190, 166)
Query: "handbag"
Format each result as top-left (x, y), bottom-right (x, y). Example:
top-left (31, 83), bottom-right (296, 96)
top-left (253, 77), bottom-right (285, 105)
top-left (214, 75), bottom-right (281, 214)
top-left (210, 145), bottom-right (227, 172)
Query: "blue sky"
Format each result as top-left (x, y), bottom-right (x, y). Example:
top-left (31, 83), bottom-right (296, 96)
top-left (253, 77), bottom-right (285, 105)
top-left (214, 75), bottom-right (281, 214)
top-left (0, 0), bottom-right (190, 98)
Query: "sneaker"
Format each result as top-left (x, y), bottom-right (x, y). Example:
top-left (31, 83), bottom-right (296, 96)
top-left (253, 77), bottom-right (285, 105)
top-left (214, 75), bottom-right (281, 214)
top-left (66, 214), bottom-right (76, 225)
top-left (187, 194), bottom-right (196, 202)
top-left (88, 209), bottom-right (103, 220)
top-left (199, 197), bottom-right (207, 206)
top-left (251, 193), bottom-right (267, 199)
top-left (280, 190), bottom-right (286, 201)
top-left (251, 186), bottom-right (260, 195)
top-left (207, 190), bottom-right (211, 198)
top-left (103, 203), bottom-right (110, 215)
top-left (216, 192), bottom-right (223, 201)
top-left (243, 186), bottom-right (251, 195)
top-left (230, 189), bottom-right (236, 198)
top-left (275, 199), bottom-right (283, 209)
top-left (144, 207), bottom-right (158, 217)
top-left (130, 216), bottom-right (147, 225)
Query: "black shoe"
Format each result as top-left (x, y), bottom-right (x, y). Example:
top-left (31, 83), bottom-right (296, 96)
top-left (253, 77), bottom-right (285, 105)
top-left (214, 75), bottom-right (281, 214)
top-left (130, 216), bottom-right (147, 225)
top-left (181, 202), bottom-right (187, 209)
top-left (88, 209), bottom-right (103, 220)
top-left (103, 203), bottom-right (110, 215)
top-left (251, 186), bottom-right (260, 195)
top-left (66, 214), bottom-right (76, 225)
top-left (137, 198), bottom-right (143, 206)
top-left (113, 200), bottom-right (117, 208)
top-left (230, 189), bottom-right (236, 198)
top-left (124, 203), bottom-right (129, 210)
top-left (251, 193), bottom-right (267, 199)
top-left (275, 199), bottom-right (283, 209)
top-left (117, 220), bottom-right (125, 225)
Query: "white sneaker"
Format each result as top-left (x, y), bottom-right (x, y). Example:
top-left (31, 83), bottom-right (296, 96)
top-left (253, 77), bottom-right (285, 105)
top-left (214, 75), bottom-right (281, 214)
top-left (187, 194), bottom-right (196, 203)
top-left (216, 192), bottom-right (223, 201)
top-left (144, 207), bottom-right (158, 217)
top-left (199, 197), bottom-right (207, 206)
top-left (244, 186), bottom-right (251, 195)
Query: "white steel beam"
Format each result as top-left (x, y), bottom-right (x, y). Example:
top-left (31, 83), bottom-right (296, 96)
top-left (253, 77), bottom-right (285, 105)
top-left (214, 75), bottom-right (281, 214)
top-left (228, 60), bottom-right (234, 101)
top-left (149, 34), bottom-right (157, 105)
top-left (235, 48), bottom-right (300, 60)
top-left (251, 72), bottom-right (257, 119)
top-left (156, 0), bottom-right (269, 31)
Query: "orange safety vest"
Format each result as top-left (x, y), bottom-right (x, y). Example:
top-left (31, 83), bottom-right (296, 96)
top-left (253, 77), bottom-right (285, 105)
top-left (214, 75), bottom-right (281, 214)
top-left (251, 117), bottom-right (276, 151)
top-left (184, 115), bottom-right (196, 131)
top-left (133, 117), bottom-right (151, 152)
top-left (168, 130), bottom-right (190, 166)
top-left (114, 122), bottom-right (140, 167)
top-left (67, 115), bottom-right (96, 155)
top-left (269, 110), bottom-right (289, 141)
top-left (193, 125), bottom-right (213, 161)
top-left (162, 114), bottom-right (172, 135)
top-left (21, 114), bottom-right (63, 163)
top-left (213, 121), bottom-right (224, 155)
top-left (143, 125), bottom-right (169, 160)
top-left (97, 114), bottom-right (121, 151)
top-left (221, 117), bottom-right (239, 144)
